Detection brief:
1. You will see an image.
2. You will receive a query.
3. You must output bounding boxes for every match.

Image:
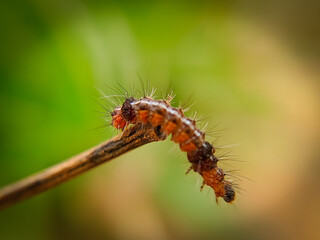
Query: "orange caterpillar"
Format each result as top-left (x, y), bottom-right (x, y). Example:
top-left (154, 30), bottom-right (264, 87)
top-left (111, 96), bottom-right (235, 203)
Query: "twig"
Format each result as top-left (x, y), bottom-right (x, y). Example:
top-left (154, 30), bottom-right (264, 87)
top-left (0, 123), bottom-right (165, 210)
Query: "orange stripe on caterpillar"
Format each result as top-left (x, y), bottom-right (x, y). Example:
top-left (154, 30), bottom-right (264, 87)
top-left (162, 121), bottom-right (177, 135)
top-left (172, 131), bottom-right (189, 143)
top-left (179, 142), bottom-right (197, 152)
top-left (110, 97), bottom-right (236, 203)
top-left (149, 113), bottom-right (164, 126)
top-left (137, 110), bottom-right (149, 124)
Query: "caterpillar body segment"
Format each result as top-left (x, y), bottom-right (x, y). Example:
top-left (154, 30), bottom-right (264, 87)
top-left (111, 97), bottom-right (235, 203)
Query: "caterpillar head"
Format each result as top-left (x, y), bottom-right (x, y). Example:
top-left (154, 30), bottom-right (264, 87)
top-left (111, 107), bottom-right (126, 129)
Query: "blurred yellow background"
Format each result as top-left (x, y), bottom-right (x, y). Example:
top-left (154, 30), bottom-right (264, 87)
top-left (1, 1), bottom-right (320, 239)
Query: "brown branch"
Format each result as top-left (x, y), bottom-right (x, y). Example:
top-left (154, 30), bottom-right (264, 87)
top-left (0, 123), bottom-right (165, 210)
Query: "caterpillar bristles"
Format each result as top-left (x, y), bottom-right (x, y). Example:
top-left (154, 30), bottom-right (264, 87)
top-left (96, 81), bottom-right (243, 204)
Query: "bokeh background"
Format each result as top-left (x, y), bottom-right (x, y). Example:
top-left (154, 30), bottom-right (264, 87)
top-left (1, 1), bottom-right (320, 239)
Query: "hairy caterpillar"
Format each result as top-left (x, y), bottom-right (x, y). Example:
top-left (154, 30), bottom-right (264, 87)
top-left (107, 84), bottom-right (235, 203)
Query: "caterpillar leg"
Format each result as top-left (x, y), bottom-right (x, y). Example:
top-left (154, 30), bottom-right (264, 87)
top-left (185, 166), bottom-right (192, 175)
top-left (200, 181), bottom-right (206, 191)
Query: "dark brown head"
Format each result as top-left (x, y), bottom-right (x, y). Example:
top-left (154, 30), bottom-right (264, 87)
top-left (121, 97), bottom-right (136, 123)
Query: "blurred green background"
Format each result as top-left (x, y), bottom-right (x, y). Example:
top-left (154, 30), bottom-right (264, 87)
top-left (1, 0), bottom-right (320, 239)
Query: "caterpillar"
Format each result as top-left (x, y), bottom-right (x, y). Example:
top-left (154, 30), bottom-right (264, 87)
top-left (109, 88), bottom-right (235, 203)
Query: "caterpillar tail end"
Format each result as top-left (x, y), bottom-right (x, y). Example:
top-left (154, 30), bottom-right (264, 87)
top-left (223, 183), bottom-right (235, 203)
top-left (202, 169), bottom-right (236, 204)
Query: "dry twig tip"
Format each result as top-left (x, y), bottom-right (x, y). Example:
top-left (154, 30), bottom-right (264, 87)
top-left (0, 123), bottom-right (165, 210)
